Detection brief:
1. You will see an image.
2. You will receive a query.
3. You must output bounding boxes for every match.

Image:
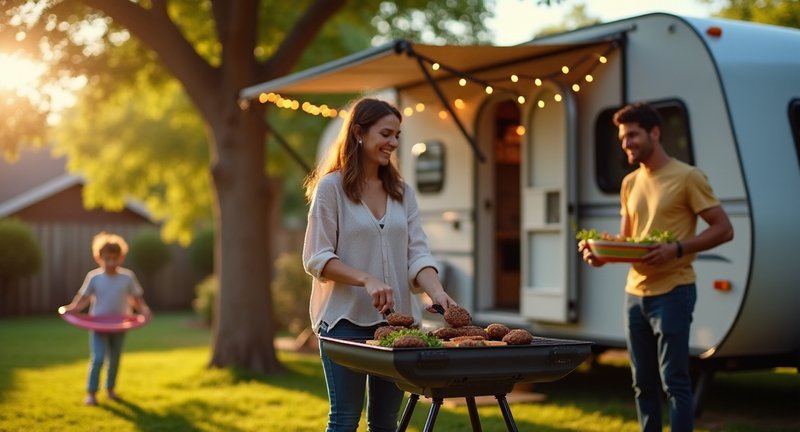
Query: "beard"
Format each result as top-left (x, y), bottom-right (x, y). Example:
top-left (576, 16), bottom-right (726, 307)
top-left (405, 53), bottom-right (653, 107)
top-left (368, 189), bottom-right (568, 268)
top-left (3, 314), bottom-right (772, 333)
top-left (627, 136), bottom-right (654, 165)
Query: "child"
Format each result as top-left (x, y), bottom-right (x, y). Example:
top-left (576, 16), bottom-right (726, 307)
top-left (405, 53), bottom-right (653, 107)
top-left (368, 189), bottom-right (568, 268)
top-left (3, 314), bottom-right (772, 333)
top-left (60, 231), bottom-right (152, 405)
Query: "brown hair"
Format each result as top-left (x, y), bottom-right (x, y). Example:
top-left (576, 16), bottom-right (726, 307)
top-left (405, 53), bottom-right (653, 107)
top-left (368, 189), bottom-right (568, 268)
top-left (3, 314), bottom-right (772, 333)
top-left (91, 231), bottom-right (129, 259)
top-left (304, 98), bottom-right (404, 203)
top-left (612, 102), bottom-right (663, 133)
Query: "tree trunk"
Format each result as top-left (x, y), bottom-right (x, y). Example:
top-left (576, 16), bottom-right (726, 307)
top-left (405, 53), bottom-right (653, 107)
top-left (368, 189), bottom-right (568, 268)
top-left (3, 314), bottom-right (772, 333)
top-left (208, 105), bottom-right (284, 374)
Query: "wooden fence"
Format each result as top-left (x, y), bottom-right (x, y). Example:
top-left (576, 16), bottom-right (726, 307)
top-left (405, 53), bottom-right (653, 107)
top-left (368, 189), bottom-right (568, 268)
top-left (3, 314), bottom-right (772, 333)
top-left (0, 223), bottom-right (306, 317)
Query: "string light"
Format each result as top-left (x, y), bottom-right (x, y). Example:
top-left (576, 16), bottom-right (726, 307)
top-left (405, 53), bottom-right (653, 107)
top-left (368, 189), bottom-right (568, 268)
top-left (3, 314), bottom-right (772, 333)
top-left (250, 43), bottom-right (617, 116)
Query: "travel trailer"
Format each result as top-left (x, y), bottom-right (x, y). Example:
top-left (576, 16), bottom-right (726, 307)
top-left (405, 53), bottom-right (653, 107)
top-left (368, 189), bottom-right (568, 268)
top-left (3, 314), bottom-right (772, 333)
top-left (241, 13), bottom-right (800, 410)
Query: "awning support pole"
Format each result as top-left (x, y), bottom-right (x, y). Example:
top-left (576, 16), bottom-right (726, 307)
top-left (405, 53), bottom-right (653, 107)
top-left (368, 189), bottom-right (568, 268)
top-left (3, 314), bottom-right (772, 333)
top-left (401, 44), bottom-right (486, 163)
top-left (265, 119), bottom-right (313, 174)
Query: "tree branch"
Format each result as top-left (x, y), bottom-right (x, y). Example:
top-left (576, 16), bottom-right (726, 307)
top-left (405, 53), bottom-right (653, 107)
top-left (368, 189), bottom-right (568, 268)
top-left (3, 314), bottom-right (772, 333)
top-left (261, 0), bottom-right (346, 79)
top-left (80, 0), bottom-right (220, 121)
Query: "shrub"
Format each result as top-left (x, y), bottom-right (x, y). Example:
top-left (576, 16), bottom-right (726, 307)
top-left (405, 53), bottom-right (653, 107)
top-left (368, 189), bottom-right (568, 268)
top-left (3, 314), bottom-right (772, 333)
top-left (270, 252), bottom-right (312, 335)
top-left (188, 226), bottom-right (214, 276)
top-left (192, 274), bottom-right (217, 325)
top-left (0, 218), bottom-right (43, 285)
top-left (127, 227), bottom-right (171, 276)
top-left (190, 252), bottom-right (311, 333)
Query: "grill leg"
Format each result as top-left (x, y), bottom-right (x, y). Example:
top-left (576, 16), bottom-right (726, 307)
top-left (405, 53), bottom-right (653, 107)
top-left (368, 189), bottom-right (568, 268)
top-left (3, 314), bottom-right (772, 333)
top-left (423, 397), bottom-right (443, 432)
top-left (495, 395), bottom-right (519, 432)
top-left (465, 396), bottom-right (483, 431)
top-left (396, 393), bottom-right (419, 432)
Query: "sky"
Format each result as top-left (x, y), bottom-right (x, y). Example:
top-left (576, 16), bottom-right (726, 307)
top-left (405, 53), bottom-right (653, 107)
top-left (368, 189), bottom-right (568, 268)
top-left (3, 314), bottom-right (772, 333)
top-left (489, 0), bottom-right (720, 45)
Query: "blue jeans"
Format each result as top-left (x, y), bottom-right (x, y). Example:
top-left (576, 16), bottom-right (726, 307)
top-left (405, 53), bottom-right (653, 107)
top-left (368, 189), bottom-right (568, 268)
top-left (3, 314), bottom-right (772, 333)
top-left (625, 284), bottom-right (696, 432)
top-left (87, 331), bottom-right (126, 393)
top-left (319, 320), bottom-right (405, 432)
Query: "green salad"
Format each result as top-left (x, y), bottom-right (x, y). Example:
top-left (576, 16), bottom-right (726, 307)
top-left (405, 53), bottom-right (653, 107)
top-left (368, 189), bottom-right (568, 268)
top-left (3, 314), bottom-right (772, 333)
top-left (576, 228), bottom-right (676, 244)
top-left (377, 328), bottom-right (443, 348)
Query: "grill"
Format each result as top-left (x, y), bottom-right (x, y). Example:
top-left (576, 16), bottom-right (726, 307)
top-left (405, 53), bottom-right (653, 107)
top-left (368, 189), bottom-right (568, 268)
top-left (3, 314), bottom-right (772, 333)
top-left (320, 335), bottom-right (592, 431)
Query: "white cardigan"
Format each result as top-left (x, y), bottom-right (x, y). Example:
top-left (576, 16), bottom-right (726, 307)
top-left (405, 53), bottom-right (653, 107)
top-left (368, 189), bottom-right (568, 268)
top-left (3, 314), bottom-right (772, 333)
top-left (302, 171), bottom-right (439, 333)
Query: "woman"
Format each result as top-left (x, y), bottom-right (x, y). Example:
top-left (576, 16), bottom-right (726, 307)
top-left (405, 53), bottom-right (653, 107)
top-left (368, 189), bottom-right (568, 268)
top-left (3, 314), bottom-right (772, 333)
top-left (302, 97), bottom-right (457, 432)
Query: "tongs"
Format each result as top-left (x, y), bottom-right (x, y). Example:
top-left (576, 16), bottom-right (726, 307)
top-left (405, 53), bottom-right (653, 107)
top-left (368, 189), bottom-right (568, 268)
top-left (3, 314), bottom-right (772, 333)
top-left (430, 304), bottom-right (445, 315)
top-left (382, 304), bottom-right (445, 320)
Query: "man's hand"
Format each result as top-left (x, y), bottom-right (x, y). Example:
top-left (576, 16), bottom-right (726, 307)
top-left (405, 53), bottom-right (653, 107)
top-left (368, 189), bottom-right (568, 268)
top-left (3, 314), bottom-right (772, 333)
top-left (642, 242), bottom-right (680, 265)
top-left (578, 239), bottom-right (606, 267)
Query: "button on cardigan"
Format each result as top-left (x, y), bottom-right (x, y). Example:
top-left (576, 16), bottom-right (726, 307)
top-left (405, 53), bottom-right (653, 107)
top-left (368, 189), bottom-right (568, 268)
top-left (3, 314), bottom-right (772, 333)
top-left (303, 171), bottom-right (439, 333)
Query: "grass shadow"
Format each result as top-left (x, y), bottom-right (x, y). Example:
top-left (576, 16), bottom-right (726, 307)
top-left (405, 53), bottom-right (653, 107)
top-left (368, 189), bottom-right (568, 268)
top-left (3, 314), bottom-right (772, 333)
top-left (100, 398), bottom-right (207, 432)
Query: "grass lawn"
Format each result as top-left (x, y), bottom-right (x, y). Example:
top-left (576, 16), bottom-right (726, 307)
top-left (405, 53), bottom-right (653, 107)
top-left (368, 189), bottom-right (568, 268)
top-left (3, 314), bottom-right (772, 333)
top-left (0, 312), bottom-right (797, 431)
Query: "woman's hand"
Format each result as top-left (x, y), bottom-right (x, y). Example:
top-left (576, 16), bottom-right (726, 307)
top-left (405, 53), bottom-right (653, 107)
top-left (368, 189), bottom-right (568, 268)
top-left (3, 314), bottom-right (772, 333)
top-left (426, 291), bottom-right (458, 313)
top-left (363, 276), bottom-right (394, 314)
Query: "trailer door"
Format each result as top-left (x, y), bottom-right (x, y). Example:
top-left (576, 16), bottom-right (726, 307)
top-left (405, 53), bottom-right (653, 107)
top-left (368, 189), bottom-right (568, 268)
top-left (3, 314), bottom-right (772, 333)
top-left (520, 82), bottom-right (578, 323)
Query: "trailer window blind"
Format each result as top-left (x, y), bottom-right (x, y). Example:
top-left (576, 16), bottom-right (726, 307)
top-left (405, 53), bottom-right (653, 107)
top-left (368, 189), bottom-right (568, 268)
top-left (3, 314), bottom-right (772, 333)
top-left (594, 100), bottom-right (693, 193)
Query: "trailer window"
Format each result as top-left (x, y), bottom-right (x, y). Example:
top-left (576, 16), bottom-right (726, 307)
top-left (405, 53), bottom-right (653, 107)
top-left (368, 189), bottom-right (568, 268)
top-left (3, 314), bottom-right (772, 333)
top-left (790, 99), bottom-right (800, 171)
top-left (595, 101), bottom-right (693, 193)
top-left (412, 140), bottom-right (445, 193)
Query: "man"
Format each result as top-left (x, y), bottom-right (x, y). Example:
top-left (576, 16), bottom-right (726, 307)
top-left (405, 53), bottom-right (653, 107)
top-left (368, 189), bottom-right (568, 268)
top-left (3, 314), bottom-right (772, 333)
top-left (580, 102), bottom-right (733, 431)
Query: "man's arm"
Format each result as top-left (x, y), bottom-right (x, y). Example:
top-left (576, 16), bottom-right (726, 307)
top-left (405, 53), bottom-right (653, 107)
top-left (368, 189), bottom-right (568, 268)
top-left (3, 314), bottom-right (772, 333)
top-left (683, 206), bottom-right (734, 255)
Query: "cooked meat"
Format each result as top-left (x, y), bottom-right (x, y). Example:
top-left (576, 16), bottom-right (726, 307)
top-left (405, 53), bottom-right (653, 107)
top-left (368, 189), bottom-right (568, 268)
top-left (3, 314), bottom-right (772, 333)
top-left (374, 325), bottom-right (404, 340)
top-left (391, 334), bottom-right (429, 348)
top-left (386, 312), bottom-right (415, 327)
top-left (455, 339), bottom-right (487, 347)
top-left (486, 323), bottom-right (511, 341)
top-left (450, 335), bottom-right (487, 343)
top-left (502, 329), bottom-right (534, 345)
top-left (454, 326), bottom-right (490, 339)
top-left (443, 305), bottom-right (472, 327)
top-left (431, 327), bottom-right (461, 340)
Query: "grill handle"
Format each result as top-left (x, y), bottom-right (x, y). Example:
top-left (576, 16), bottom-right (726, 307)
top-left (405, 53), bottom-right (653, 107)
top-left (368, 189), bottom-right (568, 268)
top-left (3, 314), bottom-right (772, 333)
top-left (416, 350), bottom-right (450, 369)
top-left (548, 347), bottom-right (583, 365)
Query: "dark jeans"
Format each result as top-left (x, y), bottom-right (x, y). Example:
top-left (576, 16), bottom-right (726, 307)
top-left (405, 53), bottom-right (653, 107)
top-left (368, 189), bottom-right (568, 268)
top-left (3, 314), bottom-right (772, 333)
top-left (318, 320), bottom-right (404, 432)
top-left (625, 284), bottom-right (696, 432)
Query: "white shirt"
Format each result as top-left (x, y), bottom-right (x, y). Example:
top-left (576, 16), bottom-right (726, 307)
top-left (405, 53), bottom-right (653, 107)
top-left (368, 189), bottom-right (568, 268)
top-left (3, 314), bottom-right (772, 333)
top-left (78, 267), bottom-right (143, 315)
top-left (302, 171), bottom-right (439, 332)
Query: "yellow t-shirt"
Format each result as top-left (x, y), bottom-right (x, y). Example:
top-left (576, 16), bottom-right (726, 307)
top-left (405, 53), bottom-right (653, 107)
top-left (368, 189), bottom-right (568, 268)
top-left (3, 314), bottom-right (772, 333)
top-left (621, 158), bottom-right (720, 296)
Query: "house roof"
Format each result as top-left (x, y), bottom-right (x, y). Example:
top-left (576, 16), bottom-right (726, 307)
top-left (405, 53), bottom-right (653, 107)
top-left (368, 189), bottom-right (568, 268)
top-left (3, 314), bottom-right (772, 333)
top-left (0, 147), bottom-right (151, 219)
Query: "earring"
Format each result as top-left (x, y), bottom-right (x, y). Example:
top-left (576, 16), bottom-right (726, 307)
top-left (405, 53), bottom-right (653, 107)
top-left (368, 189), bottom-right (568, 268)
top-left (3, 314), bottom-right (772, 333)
top-left (358, 139), bottom-right (363, 145)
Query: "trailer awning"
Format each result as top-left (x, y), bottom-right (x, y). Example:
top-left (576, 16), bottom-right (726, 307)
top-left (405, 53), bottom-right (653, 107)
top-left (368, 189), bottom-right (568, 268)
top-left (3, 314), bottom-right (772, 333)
top-left (240, 38), bottom-right (620, 162)
top-left (240, 39), bottom-right (616, 99)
